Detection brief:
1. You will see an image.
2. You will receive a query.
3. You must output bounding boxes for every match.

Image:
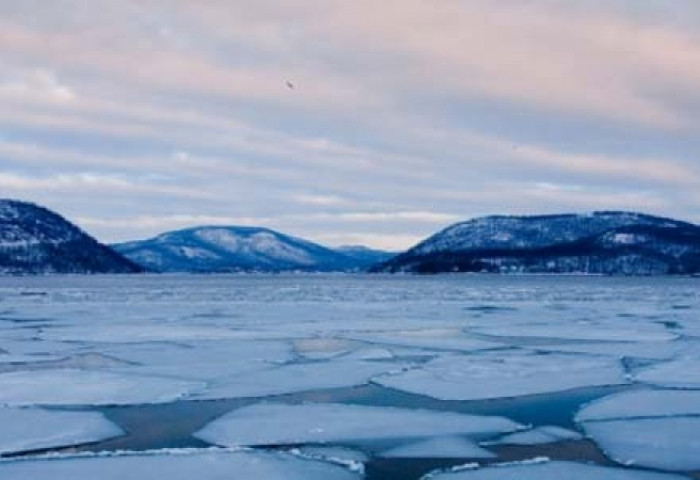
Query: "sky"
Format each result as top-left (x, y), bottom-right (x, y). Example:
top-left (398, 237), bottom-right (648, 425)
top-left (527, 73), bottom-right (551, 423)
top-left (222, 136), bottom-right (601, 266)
top-left (1, 0), bottom-right (699, 250)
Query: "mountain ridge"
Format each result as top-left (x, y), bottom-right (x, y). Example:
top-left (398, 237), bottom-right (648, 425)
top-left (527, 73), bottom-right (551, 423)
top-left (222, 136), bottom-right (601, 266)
top-left (373, 211), bottom-right (700, 275)
top-left (112, 226), bottom-right (393, 273)
top-left (0, 199), bottom-right (143, 274)
top-left (3, 200), bottom-right (699, 276)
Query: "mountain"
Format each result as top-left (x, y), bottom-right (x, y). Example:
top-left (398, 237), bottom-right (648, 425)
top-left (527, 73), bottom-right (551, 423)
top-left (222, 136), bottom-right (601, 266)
top-left (0, 199), bottom-right (143, 274)
top-left (113, 226), bottom-right (378, 273)
top-left (372, 212), bottom-right (700, 275)
top-left (334, 245), bottom-right (396, 269)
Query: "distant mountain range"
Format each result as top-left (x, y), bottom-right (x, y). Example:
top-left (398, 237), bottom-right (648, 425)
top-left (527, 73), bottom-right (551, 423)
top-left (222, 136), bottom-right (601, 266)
top-left (2, 200), bottom-right (700, 275)
top-left (373, 212), bottom-right (700, 275)
top-left (112, 227), bottom-right (394, 273)
top-left (0, 199), bottom-right (142, 274)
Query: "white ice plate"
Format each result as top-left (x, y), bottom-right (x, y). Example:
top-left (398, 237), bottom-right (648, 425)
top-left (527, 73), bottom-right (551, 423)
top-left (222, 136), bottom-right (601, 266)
top-left (583, 417), bottom-right (700, 471)
top-left (381, 436), bottom-right (496, 458)
top-left (470, 324), bottom-right (677, 342)
top-left (347, 330), bottom-right (502, 352)
top-left (0, 407), bottom-right (123, 454)
top-left (425, 460), bottom-right (688, 479)
top-left (0, 449), bottom-right (360, 480)
top-left (531, 341), bottom-right (691, 360)
top-left (102, 340), bottom-right (293, 381)
top-left (635, 358), bottom-right (700, 388)
top-left (576, 389), bottom-right (700, 422)
top-left (41, 324), bottom-right (274, 343)
top-left (487, 426), bottom-right (582, 446)
top-left (195, 403), bottom-right (521, 446)
top-left (0, 369), bottom-right (202, 406)
top-left (191, 359), bottom-right (407, 400)
top-left (374, 351), bottom-right (626, 401)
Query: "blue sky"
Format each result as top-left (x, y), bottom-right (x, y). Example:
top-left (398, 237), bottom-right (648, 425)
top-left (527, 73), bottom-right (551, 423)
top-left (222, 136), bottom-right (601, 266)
top-left (1, 0), bottom-right (699, 249)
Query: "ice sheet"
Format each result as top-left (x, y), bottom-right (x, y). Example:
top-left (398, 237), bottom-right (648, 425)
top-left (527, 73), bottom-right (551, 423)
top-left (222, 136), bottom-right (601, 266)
top-left (0, 338), bottom-right (83, 357)
top-left (635, 358), bottom-right (700, 388)
top-left (293, 338), bottom-right (355, 359)
top-left (583, 417), bottom-right (700, 471)
top-left (0, 449), bottom-right (360, 480)
top-left (292, 446), bottom-right (369, 464)
top-left (424, 460), bottom-right (688, 479)
top-left (487, 426), bottom-right (582, 446)
top-left (375, 351), bottom-right (626, 400)
top-left (531, 341), bottom-right (692, 360)
top-left (0, 353), bottom-right (63, 364)
top-left (195, 403), bottom-right (521, 446)
top-left (191, 359), bottom-right (407, 400)
top-left (0, 407), bottom-right (123, 454)
top-left (347, 329), bottom-right (503, 352)
top-left (41, 324), bottom-right (272, 343)
top-left (576, 389), bottom-right (700, 421)
top-left (471, 324), bottom-right (677, 342)
top-left (0, 369), bottom-right (202, 406)
top-left (102, 340), bottom-right (293, 381)
top-left (381, 436), bottom-right (496, 458)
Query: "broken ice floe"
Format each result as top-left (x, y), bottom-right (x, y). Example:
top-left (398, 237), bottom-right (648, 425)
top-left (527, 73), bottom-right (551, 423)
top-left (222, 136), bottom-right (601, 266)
top-left (375, 351), bottom-right (626, 401)
top-left (583, 417), bottom-right (700, 471)
top-left (40, 324), bottom-right (270, 343)
top-left (102, 340), bottom-right (293, 381)
top-left (576, 389), bottom-right (700, 422)
top-left (576, 389), bottom-right (700, 471)
top-left (0, 449), bottom-right (360, 480)
top-left (190, 359), bottom-right (406, 400)
top-left (380, 436), bottom-right (496, 459)
top-left (0, 369), bottom-right (201, 406)
top-left (293, 338), bottom-right (356, 360)
top-left (470, 324), bottom-right (677, 343)
top-left (635, 357), bottom-right (700, 388)
top-left (194, 403), bottom-right (521, 446)
top-left (423, 460), bottom-right (688, 479)
top-left (0, 407), bottom-right (123, 455)
top-left (290, 446), bottom-right (369, 464)
top-left (288, 446), bottom-right (367, 475)
top-left (346, 329), bottom-right (503, 353)
top-left (485, 426), bottom-right (582, 446)
top-left (531, 340), bottom-right (692, 360)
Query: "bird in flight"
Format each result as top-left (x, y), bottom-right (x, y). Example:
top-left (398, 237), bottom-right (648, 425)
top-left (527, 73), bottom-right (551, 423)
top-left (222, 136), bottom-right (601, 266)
top-left (286, 80), bottom-right (295, 90)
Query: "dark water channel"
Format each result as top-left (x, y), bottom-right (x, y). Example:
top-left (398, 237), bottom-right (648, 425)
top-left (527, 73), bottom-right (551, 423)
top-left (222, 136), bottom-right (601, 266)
top-left (13, 382), bottom-right (691, 480)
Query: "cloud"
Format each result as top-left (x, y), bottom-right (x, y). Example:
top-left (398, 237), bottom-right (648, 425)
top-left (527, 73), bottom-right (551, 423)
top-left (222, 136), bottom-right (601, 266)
top-left (171, 0), bottom-right (700, 128)
top-left (0, 1), bottom-right (698, 249)
top-left (0, 171), bottom-right (215, 199)
top-left (4, 1), bottom-right (700, 129)
top-left (330, 211), bottom-right (461, 223)
top-left (0, 68), bottom-right (75, 103)
top-left (444, 130), bottom-right (700, 186)
top-left (294, 194), bottom-right (347, 206)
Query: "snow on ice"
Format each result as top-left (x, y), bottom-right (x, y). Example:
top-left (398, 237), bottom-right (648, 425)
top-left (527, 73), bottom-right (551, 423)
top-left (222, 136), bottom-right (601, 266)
top-left (424, 460), bottom-right (688, 480)
top-left (0, 449), bottom-right (360, 480)
top-left (0, 369), bottom-right (201, 406)
top-left (375, 351), bottom-right (626, 401)
top-left (486, 426), bottom-right (582, 446)
top-left (577, 389), bottom-right (700, 471)
top-left (380, 436), bottom-right (496, 459)
top-left (195, 403), bottom-right (521, 446)
top-left (0, 407), bottom-right (123, 455)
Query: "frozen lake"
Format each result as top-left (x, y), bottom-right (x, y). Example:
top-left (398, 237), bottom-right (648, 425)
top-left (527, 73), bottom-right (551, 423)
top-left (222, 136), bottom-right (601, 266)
top-left (0, 274), bottom-right (698, 479)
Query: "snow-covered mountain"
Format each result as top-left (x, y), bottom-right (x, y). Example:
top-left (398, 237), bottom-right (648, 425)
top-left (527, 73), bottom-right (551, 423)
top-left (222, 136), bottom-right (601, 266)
top-left (0, 199), bottom-right (142, 274)
top-left (113, 227), bottom-right (385, 273)
top-left (373, 212), bottom-right (700, 275)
